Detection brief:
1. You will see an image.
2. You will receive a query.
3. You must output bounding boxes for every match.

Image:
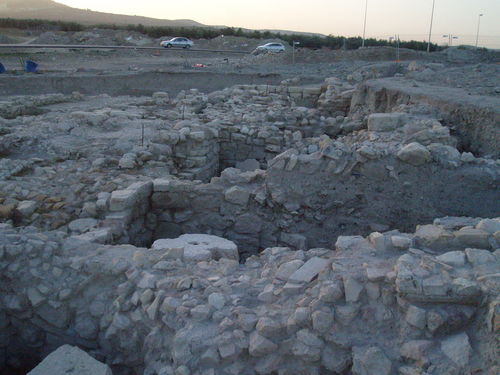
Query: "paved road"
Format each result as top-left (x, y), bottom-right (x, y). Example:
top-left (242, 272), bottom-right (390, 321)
top-left (0, 44), bottom-right (250, 54)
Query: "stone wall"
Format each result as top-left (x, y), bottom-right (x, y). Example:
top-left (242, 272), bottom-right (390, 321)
top-left (98, 126), bottom-right (500, 257)
top-left (1, 219), bottom-right (499, 375)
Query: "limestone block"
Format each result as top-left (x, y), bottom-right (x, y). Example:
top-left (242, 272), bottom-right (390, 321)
top-left (422, 275), bottom-right (450, 297)
top-left (276, 260), bottom-right (305, 281)
top-left (74, 316), bottom-right (98, 340)
top-left (234, 214), bottom-right (263, 234)
top-left (71, 228), bottom-right (112, 244)
top-left (391, 235), bottom-right (412, 250)
top-left (440, 333), bottom-right (472, 368)
top-left (28, 345), bottom-right (112, 375)
top-left (147, 292), bottom-right (164, 320)
top-left (153, 178), bottom-right (172, 192)
top-left (352, 346), bottom-right (392, 375)
top-left (292, 329), bottom-right (324, 362)
top-left (343, 277), bottom-right (364, 302)
top-left (217, 342), bottom-right (236, 359)
top-left (160, 297), bottom-right (180, 313)
top-left (249, 332), bottom-right (278, 357)
top-left (280, 232), bottom-right (307, 250)
top-left (184, 245), bottom-right (212, 262)
top-left (256, 317), bottom-right (282, 337)
top-left (367, 112), bottom-right (407, 132)
top-left (191, 304), bottom-right (211, 321)
top-left (208, 293), bottom-right (226, 310)
top-left (235, 159), bottom-right (260, 172)
top-left (397, 142), bottom-right (431, 166)
top-left (138, 273), bottom-right (156, 289)
top-left (152, 234), bottom-right (238, 261)
top-left (68, 218), bottom-right (99, 234)
top-left (224, 186), bottom-right (250, 206)
top-left (400, 340), bottom-right (433, 362)
top-left (335, 236), bottom-right (370, 252)
top-left (238, 314), bottom-right (258, 332)
top-left (452, 278), bottom-right (480, 298)
top-left (415, 224), bottom-right (454, 250)
top-left (436, 251), bottom-right (466, 267)
top-left (319, 282), bottom-right (344, 303)
top-left (257, 284), bottom-right (275, 303)
top-left (0, 204), bottom-right (15, 219)
top-left (288, 257), bottom-right (330, 284)
top-left (312, 310), bottom-right (334, 333)
top-left (322, 346), bottom-right (352, 373)
top-left (405, 305), bottom-right (426, 329)
top-left (366, 265), bottom-right (390, 282)
top-left (16, 200), bottom-right (38, 217)
top-left (127, 180), bottom-right (153, 197)
top-left (427, 143), bottom-right (461, 167)
top-left (368, 232), bottom-right (390, 251)
top-left (476, 218), bottom-right (500, 234)
top-left (109, 189), bottom-right (137, 212)
top-left (454, 228), bottom-right (491, 249)
top-left (118, 153), bottom-right (137, 169)
top-left (461, 152), bottom-right (475, 162)
top-left (464, 248), bottom-right (496, 266)
top-left (282, 282), bottom-right (305, 295)
top-left (27, 288), bottom-right (46, 307)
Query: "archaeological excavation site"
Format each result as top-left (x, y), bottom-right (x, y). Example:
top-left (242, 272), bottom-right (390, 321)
top-left (0, 38), bottom-right (499, 375)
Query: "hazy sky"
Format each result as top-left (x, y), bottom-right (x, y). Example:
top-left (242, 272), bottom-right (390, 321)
top-left (55, 0), bottom-right (500, 48)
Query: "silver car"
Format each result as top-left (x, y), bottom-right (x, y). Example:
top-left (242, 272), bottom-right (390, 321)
top-left (160, 37), bottom-right (194, 49)
top-left (255, 42), bottom-right (286, 53)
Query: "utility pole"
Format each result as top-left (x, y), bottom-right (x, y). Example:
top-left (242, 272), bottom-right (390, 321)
top-left (362, 0), bottom-right (368, 48)
top-left (475, 14), bottom-right (484, 48)
top-left (427, 0), bottom-right (436, 53)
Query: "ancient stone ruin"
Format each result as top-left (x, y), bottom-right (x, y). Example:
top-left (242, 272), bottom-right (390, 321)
top-left (1, 58), bottom-right (499, 375)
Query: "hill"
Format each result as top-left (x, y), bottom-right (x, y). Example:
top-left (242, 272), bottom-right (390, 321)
top-left (0, 0), bottom-right (205, 27)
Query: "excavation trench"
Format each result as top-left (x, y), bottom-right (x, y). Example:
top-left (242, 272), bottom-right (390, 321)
top-left (107, 151), bottom-right (500, 259)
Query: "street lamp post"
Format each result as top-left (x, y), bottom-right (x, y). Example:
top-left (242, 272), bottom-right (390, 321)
top-left (292, 41), bottom-right (300, 64)
top-left (475, 14), bottom-right (484, 48)
top-left (362, 0), bottom-right (368, 48)
top-left (390, 35), bottom-right (400, 61)
top-left (442, 34), bottom-right (458, 46)
top-left (427, 0), bottom-right (436, 53)
top-left (396, 35), bottom-right (400, 61)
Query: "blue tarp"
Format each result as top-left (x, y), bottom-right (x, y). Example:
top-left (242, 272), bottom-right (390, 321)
top-left (25, 60), bottom-right (38, 73)
top-left (0, 63), bottom-right (5, 74)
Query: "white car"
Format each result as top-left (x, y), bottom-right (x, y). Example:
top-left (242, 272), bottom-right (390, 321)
top-left (255, 42), bottom-right (286, 53)
top-left (160, 37), bottom-right (194, 49)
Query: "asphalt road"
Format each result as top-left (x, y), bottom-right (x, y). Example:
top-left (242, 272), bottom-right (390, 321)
top-left (0, 44), bottom-right (250, 54)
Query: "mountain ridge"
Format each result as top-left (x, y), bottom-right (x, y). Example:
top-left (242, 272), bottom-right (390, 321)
top-left (1, 0), bottom-right (207, 28)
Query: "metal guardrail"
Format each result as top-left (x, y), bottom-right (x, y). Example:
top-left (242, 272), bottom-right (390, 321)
top-left (0, 44), bottom-right (250, 54)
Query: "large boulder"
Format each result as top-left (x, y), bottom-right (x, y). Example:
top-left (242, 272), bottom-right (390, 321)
top-left (397, 142), bottom-right (431, 166)
top-left (152, 234), bottom-right (239, 261)
top-left (367, 112), bottom-right (408, 132)
top-left (28, 345), bottom-right (112, 375)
